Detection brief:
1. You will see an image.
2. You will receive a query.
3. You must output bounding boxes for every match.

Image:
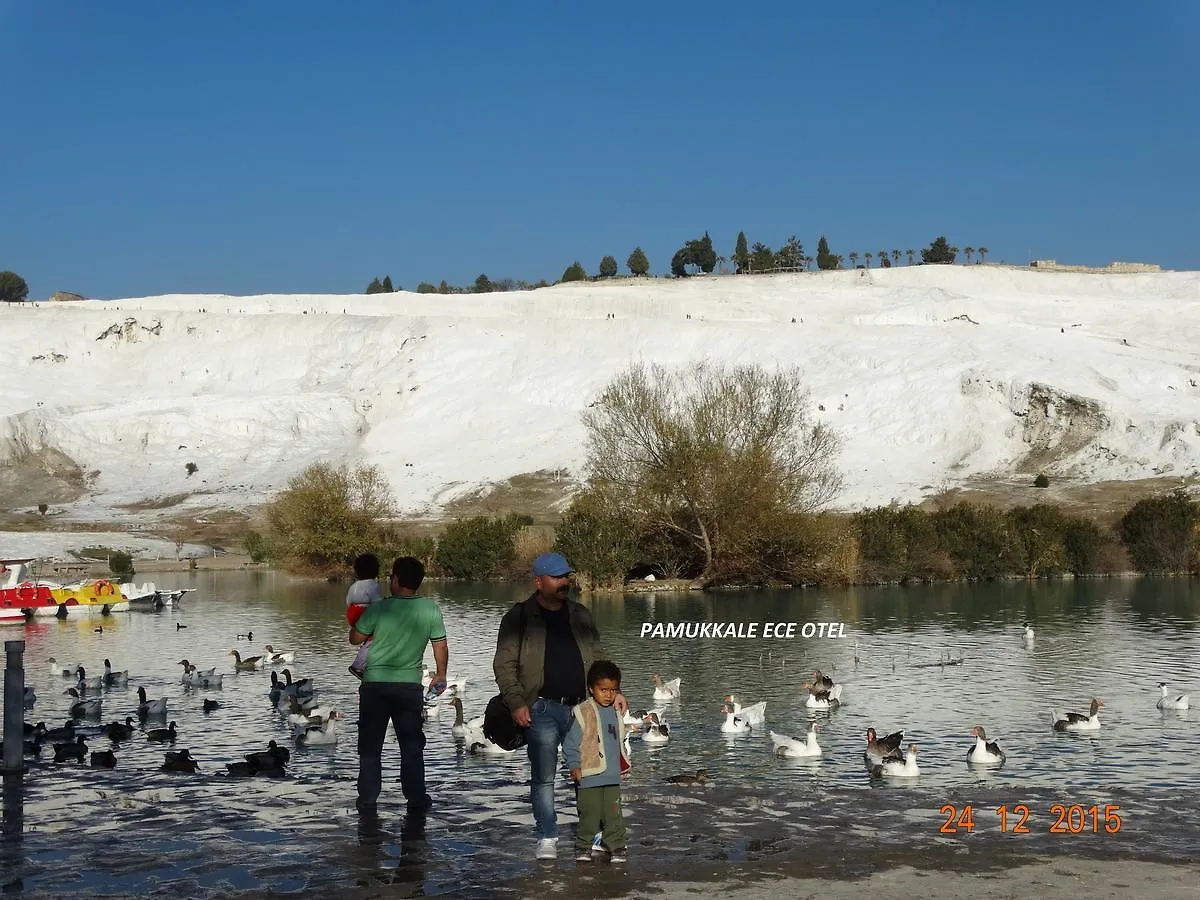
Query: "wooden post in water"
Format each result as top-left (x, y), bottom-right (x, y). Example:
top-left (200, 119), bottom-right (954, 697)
top-left (2, 640), bottom-right (24, 773)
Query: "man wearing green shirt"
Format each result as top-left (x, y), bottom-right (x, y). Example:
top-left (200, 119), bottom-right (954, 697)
top-left (349, 555), bottom-right (448, 817)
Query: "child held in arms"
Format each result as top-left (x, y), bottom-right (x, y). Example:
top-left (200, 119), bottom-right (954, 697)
top-left (346, 552), bottom-right (382, 679)
top-left (563, 660), bottom-right (631, 864)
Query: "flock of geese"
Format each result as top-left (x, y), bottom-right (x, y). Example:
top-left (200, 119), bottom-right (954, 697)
top-left (13, 620), bottom-right (1192, 787)
top-left (441, 622), bottom-right (1190, 782)
top-left (8, 644), bottom-right (342, 774)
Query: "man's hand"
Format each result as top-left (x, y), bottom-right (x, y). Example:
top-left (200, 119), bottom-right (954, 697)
top-left (512, 706), bottom-right (531, 727)
top-left (570, 767), bottom-right (582, 783)
top-left (614, 692), bottom-right (628, 715)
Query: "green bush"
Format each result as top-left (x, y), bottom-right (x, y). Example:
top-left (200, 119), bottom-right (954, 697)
top-left (434, 514), bottom-right (525, 580)
top-left (265, 462), bottom-right (395, 574)
top-left (854, 505), bottom-right (910, 581)
top-left (1061, 516), bottom-right (1105, 575)
top-left (1006, 505), bottom-right (1067, 577)
top-left (1116, 489), bottom-right (1199, 574)
top-left (243, 530), bottom-right (271, 563)
top-left (553, 497), bottom-right (641, 584)
top-left (108, 550), bottom-right (135, 578)
top-left (932, 503), bottom-right (1025, 579)
top-left (0, 271), bottom-right (29, 303)
top-left (560, 261), bottom-right (587, 283)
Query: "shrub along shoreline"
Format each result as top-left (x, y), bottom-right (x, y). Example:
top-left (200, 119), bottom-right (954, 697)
top-left (250, 473), bottom-right (1200, 590)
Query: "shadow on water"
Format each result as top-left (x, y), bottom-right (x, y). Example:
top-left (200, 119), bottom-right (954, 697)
top-left (1, 571), bottom-right (1198, 897)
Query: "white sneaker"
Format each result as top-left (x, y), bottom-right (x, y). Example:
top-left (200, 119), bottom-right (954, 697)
top-left (535, 838), bottom-right (558, 860)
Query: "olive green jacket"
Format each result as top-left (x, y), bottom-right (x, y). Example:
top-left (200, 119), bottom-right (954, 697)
top-left (492, 593), bottom-right (607, 712)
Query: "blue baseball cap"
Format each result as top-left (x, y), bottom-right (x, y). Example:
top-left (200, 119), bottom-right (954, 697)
top-left (532, 552), bottom-right (574, 577)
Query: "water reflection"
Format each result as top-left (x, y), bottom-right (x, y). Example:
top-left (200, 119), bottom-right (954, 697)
top-left (1, 571), bottom-right (1197, 896)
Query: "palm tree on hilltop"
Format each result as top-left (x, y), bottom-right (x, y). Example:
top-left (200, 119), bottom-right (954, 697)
top-left (978, 247), bottom-right (989, 263)
top-left (964, 246), bottom-right (975, 265)
top-left (906, 248), bottom-right (916, 266)
top-left (892, 249), bottom-right (901, 265)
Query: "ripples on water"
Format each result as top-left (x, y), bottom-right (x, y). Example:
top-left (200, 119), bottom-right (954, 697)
top-left (2, 572), bottom-right (1198, 896)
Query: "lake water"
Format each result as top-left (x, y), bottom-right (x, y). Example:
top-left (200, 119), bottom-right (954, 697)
top-left (2, 571), bottom-right (1198, 897)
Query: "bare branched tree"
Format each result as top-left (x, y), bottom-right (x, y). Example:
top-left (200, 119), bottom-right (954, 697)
top-left (582, 362), bottom-right (842, 579)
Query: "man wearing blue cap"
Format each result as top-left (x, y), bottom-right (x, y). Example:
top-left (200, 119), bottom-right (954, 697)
top-left (493, 551), bottom-right (626, 860)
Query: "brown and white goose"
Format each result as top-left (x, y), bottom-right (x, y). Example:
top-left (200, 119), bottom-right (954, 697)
top-left (864, 727), bottom-right (904, 766)
top-left (1052, 698), bottom-right (1103, 732)
top-left (966, 725), bottom-right (1006, 765)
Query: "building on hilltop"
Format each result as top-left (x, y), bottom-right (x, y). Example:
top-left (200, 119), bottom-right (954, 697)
top-left (50, 291), bottom-right (88, 302)
top-left (1029, 259), bottom-right (1161, 274)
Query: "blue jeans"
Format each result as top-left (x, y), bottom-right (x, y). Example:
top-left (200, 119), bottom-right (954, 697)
top-left (526, 698), bottom-right (573, 838)
top-left (357, 682), bottom-right (430, 812)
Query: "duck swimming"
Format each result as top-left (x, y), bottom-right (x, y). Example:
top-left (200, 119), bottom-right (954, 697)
top-left (966, 725), bottom-right (1006, 765)
top-left (53, 735), bottom-right (88, 763)
top-left (145, 721), bottom-right (178, 742)
top-left (245, 740), bottom-right (290, 768)
top-left (161, 749), bottom-right (200, 773)
top-left (203, 698), bottom-right (220, 712)
top-left (1052, 698), bottom-right (1103, 732)
top-left (103, 716), bottom-right (136, 741)
top-left (664, 769), bottom-right (708, 785)
top-left (229, 649), bottom-right (264, 671)
top-left (90, 749), bottom-right (117, 768)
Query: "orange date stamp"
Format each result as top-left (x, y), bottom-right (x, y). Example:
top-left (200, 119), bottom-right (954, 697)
top-left (939, 803), bottom-right (1122, 834)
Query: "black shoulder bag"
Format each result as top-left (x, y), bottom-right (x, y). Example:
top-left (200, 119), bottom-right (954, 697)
top-left (483, 602), bottom-right (528, 751)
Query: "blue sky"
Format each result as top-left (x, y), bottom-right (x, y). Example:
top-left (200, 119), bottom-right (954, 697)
top-left (2, 1), bottom-right (1197, 298)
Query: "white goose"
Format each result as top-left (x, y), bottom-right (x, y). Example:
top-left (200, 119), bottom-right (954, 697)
top-left (872, 744), bottom-right (920, 777)
top-left (642, 712), bottom-right (670, 743)
top-left (770, 723), bottom-right (821, 758)
top-left (1052, 698), bottom-right (1103, 732)
top-left (966, 725), bottom-right (1006, 766)
top-left (263, 645), bottom-right (296, 665)
top-left (288, 705), bottom-right (332, 729)
top-left (720, 704), bottom-right (752, 735)
top-left (182, 664), bottom-right (223, 689)
top-left (1156, 682), bottom-right (1189, 710)
top-left (724, 695), bottom-right (766, 727)
top-left (651, 675), bottom-right (681, 701)
top-left (296, 711), bottom-right (342, 747)
top-left (620, 709), bottom-right (644, 731)
top-left (47, 658), bottom-right (76, 679)
top-left (464, 715), bottom-right (519, 756)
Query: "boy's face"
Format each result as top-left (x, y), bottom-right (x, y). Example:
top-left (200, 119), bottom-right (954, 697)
top-left (589, 677), bottom-right (620, 707)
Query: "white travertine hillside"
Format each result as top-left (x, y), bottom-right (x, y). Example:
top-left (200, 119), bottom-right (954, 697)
top-left (3, 264), bottom-right (1199, 525)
